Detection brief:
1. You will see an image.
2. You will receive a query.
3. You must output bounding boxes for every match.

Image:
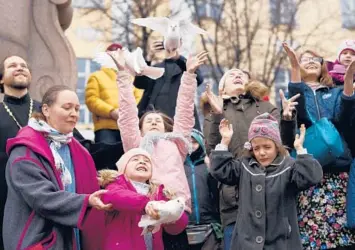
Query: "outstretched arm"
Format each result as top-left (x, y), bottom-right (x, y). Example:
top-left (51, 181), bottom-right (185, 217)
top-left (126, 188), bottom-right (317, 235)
top-left (173, 51), bottom-right (209, 137)
top-left (117, 72), bottom-right (142, 151)
top-left (283, 42), bottom-right (301, 83)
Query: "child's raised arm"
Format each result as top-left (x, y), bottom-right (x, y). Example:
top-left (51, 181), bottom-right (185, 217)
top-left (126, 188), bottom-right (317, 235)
top-left (173, 51), bottom-right (208, 138)
top-left (210, 119), bottom-right (242, 186)
top-left (283, 42), bottom-right (301, 83)
top-left (116, 71), bottom-right (142, 151)
top-left (344, 60), bottom-right (355, 96)
top-left (291, 125), bottom-right (323, 190)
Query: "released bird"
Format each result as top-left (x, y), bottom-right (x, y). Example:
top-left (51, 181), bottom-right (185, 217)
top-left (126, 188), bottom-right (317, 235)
top-left (131, 17), bottom-right (207, 53)
top-left (93, 47), bottom-right (165, 80)
top-left (138, 197), bottom-right (185, 235)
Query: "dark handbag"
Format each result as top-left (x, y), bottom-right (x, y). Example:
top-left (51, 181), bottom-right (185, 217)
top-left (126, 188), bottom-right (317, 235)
top-left (186, 224), bottom-right (213, 245)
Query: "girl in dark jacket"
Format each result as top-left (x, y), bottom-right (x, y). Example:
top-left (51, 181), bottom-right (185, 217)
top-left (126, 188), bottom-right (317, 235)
top-left (184, 129), bottom-right (222, 250)
top-left (210, 114), bottom-right (322, 250)
top-left (283, 42), bottom-right (355, 249)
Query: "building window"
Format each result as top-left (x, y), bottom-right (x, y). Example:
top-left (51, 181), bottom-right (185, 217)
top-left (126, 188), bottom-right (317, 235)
top-left (269, 0), bottom-right (297, 27)
top-left (340, 0), bottom-right (355, 29)
top-left (274, 67), bottom-right (290, 108)
top-left (195, 0), bottom-right (223, 20)
top-left (72, 0), bottom-right (104, 9)
top-left (76, 58), bottom-right (101, 126)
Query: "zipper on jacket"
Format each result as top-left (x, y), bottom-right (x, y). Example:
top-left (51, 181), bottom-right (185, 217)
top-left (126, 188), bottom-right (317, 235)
top-left (313, 90), bottom-right (321, 120)
top-left (189, 158), bottom-right (200, 224)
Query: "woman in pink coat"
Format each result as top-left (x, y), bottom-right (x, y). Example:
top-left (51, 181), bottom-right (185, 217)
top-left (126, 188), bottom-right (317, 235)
top-left (99, 148), bottom-right (188, 250)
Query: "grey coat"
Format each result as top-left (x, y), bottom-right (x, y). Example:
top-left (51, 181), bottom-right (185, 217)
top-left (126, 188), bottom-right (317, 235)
top-left (210, 150), bottom-right (323, 250)
top-left (3, 127), bottom-right (103, 250)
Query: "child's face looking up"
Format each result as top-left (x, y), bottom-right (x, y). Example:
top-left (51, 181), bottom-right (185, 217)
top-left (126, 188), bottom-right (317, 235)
top-left (339, 49), bottom-right (355, 67)
top-left (251, 137), bottom-right (278, 168)
top-left (125, 155), bottom-right (152, 183)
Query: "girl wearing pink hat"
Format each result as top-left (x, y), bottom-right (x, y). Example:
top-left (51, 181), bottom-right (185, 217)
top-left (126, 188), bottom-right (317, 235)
top-left (210, 114), bottom-right (323, 250)
top-left (328, 40), bottom-right (355, 87)
top-left (98, 148), bottom-right (188, 250)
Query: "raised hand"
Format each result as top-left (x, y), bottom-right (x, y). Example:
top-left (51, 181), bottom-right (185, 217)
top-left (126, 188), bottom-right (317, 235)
top-left (282, 42), bottom-right (299, 69)
top-left (294, 124), bottom-right (306, 151)
top-left (344, 60), bottom-right (355, 96)
top-left (186, 51), bottom-right (209, 74)
top-left (205, 82), bottom-right (223, 114)
top-left (107, 49), bottom-right (125, 71)
top-left (151, 40), bottom-right (165, 52)
top-left (219, 119), bottom-right (233, 146)
top-left (280, 89), bottom-right (300, 120)
top-left (88, 190), bottom-right (113, 211)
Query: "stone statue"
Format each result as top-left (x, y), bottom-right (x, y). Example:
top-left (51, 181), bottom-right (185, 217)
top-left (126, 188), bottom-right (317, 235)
top-left (0, 0), bottom-right (76, 101)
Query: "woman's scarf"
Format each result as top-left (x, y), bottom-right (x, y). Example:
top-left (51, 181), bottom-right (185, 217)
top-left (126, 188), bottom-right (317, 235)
top-left (28, 118), bottom-right (73, 187)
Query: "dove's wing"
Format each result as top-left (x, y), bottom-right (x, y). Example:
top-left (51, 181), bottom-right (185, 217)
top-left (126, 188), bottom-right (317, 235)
top-left (179, 20), bottom-right (208, 36)
top-left (93, 52), bottom-right (118, 71)
top-left (132, 47), bottom-right (165, 79)
top-left (131, 17), bottom-right (170, 36)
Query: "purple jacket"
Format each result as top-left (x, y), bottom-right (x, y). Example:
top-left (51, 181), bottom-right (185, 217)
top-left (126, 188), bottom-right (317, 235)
top-left (101, 175), bottom-right (188, 250)
top-left (327, 60), bottom-right (355, 86)
top-left (4, 127), bottom-right (104, 250)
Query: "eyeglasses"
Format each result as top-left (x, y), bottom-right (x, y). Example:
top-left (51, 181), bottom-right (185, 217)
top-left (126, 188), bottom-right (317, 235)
top-left (299, 57), bottom-right (323, 64)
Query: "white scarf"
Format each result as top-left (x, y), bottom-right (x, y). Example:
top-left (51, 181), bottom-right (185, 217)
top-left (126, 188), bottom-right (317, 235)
top-left (28, 118), bottom-right (73, 187)
top-left (139, 131), bottom-right (192, 155)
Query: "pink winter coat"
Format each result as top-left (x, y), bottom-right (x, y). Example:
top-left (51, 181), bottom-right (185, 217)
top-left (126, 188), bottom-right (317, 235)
top-left (117, 72), bottom-right (197, 212)
top-left (101, 175), bottom-right (188, 250)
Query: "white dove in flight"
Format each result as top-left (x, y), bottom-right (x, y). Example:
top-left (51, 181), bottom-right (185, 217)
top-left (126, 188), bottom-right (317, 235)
top-left (138, 197), bottom-right (185, 235)
top-left (131, 17), bottom-right (207, 53)
top-left (93, 47), bottom-right (165, 80)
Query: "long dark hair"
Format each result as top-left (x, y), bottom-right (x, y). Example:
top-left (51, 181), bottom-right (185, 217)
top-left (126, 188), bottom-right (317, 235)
top-left (32, 85), bottom-right (74, 121)
top-left (139, 110), bottom-right (174, 132)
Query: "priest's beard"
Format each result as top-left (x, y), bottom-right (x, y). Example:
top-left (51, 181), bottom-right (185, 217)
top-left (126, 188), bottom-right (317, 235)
top-left (9, 80), bottom-right (30, 90)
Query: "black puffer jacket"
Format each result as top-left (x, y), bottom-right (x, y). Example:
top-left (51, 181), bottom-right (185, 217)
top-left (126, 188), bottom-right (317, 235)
top-left (133, 56), bottom-right (203, 130)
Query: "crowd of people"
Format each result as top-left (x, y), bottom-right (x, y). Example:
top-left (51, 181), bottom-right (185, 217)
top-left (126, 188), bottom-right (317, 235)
top-left (0, 38), bottom-right (354, 250)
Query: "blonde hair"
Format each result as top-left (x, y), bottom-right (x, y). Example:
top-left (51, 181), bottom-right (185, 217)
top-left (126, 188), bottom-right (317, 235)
top-left (244, 80), bottom-right (270, 100)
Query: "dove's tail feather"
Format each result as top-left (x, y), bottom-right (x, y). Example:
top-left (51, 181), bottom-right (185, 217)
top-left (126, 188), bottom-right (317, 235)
top-left (138, 215), bottom-right (157, 228)
top-left (142, 67), bottom-right (165, 80)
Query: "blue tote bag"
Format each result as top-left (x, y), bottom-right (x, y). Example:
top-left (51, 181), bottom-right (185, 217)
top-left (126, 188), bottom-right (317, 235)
top-left (291, 117), bottom-right (344, 166)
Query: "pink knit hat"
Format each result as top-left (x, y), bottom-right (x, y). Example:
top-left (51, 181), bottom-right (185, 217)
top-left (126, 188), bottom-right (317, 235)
top-left (337, 40), bottom-right (355, 61)
top-left (248, 113), bottom-right (281, 145)
top-left (116, 148), bottom-right (152, 175)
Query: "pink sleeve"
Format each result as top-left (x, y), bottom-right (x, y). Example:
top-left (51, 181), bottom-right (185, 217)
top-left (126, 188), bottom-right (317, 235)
top-left (163, 212), bottom-right (188, 235)
top-left (117, 73), bottom-right (142, 151)
top-left (173, 72), bottom-right (197, 137)
top-left (102, 184), bottom-right (149, 213)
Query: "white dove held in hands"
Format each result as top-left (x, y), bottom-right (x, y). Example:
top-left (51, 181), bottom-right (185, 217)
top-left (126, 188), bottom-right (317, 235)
top-left (93, 47), bottom-right (165, 80)
top-left (138, 197), bottom-right (185, 235)
top-left (131, 17), bottom-right (207, 53)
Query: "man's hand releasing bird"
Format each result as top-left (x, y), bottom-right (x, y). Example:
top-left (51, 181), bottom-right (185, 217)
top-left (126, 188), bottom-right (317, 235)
top-left (131, 17), bottom-right (207, 53)
top-left (93, 47), bottom-right (165, 80)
